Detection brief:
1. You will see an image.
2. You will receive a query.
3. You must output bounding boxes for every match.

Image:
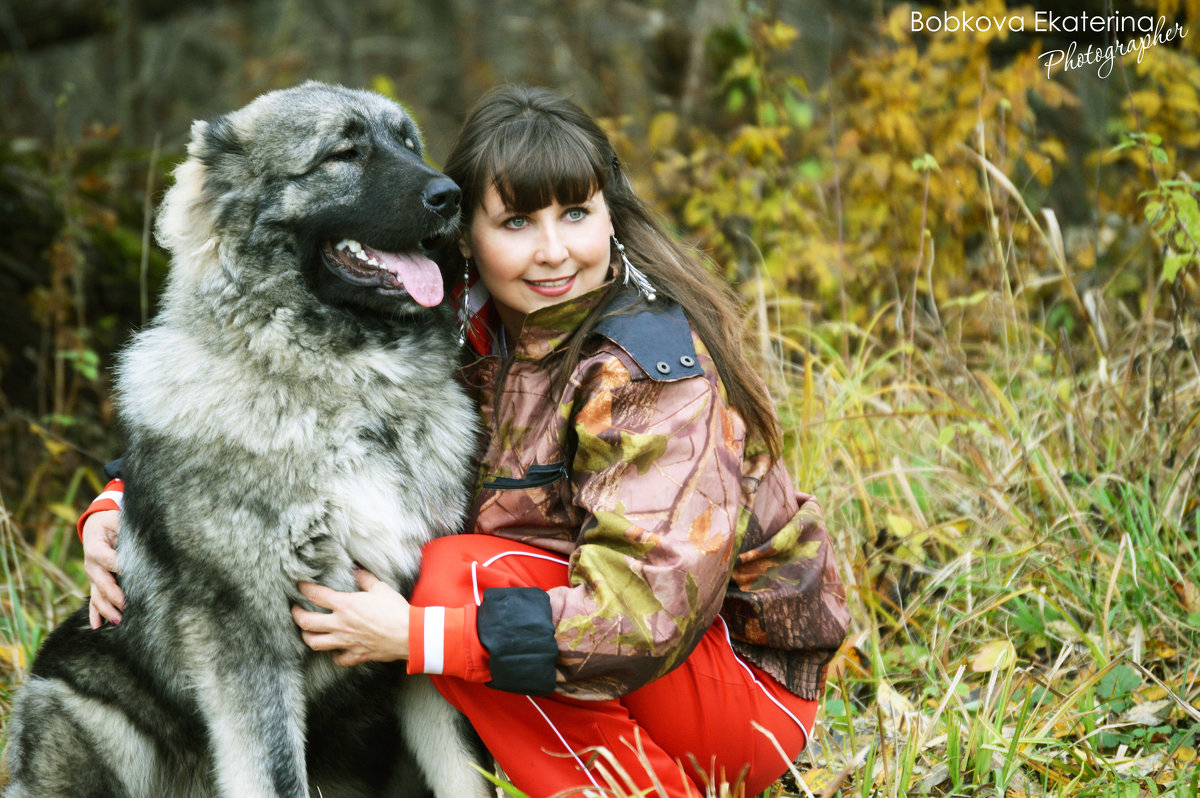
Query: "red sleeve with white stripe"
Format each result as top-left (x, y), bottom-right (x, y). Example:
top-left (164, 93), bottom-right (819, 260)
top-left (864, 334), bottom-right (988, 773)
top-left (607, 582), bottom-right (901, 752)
top-left (77, 479), bottom-right (124, 540)
top-left (407, 603), bottom-right (492, 683)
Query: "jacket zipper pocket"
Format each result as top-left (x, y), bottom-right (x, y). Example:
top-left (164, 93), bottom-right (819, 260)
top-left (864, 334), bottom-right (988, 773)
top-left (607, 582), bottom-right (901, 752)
top-left (482, 462), bottom-right (569, 490)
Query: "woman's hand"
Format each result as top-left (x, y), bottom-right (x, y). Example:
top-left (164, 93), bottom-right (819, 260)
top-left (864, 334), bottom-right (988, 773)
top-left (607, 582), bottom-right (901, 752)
top-left (82, 510), bottom-right (125, 628)
top-left (292, 569), bottom-right (411, 667)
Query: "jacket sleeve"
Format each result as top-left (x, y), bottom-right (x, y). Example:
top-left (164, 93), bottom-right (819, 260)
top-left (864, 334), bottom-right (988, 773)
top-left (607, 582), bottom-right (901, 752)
top-left (545, 352), bottom-right (747, 699)
top-left (77, 479), bottom-right (125, 539)
top-left (76, 459), bottom-right (127, 539)
top-left (723, 463), bottom-right (850, 699)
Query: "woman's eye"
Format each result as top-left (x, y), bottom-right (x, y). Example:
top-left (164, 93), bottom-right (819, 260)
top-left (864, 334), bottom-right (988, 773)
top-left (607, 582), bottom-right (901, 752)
top-left (564, 207), bottom-right (588, 222)
top-left (503, 216), bottom-right (527, 230)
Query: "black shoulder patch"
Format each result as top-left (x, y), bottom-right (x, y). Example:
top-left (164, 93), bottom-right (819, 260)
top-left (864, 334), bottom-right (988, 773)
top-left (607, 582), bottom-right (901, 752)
top-left (594, 293), bottom-right (704, 381)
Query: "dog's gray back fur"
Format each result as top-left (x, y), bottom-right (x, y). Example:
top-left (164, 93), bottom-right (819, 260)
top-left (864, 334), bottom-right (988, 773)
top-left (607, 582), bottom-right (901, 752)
top-left (5, 82), bottom-right (487, 798)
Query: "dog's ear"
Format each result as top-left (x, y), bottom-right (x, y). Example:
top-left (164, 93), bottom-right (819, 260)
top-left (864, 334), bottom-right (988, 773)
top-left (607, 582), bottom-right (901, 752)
top-left (189, 116), bottom-right (244, 166)
top-left (186, 119), bottom-right (209, 156)
top-left (154, 118), bottom-right (237, 291)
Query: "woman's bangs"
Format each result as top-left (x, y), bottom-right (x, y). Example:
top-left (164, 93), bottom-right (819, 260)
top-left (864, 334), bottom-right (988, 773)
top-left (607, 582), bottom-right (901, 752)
top-left (490, 120), bottom-right (606, 213)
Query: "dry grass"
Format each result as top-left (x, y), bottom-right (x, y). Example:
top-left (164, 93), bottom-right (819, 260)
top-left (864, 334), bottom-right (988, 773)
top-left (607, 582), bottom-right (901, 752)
top-left (3, 275), bottom-right (1195, 797)
top-left (759, 166), bottom-right (1200, 795)
top-left (1, 161), bottom-right (1198, 798)
top-left (780, 298), bottom-right (1199, 797)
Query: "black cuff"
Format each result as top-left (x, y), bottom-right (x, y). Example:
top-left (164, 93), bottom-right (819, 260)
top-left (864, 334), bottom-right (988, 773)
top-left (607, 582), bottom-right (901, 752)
top-left (477, 587), bottom-right (557, 696)
top-left (103, 457), bottom-right (126, 481)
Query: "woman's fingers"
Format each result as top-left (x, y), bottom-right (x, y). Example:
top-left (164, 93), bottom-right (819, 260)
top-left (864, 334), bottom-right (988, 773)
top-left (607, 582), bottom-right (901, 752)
top-left (84, 562), bottom-right (125, 626)
top-left (82, 509), bottom-right (125, 626)
top-left (97, 546), bottom-right (119, 574)
top-left (291, 572), bottom-right (410, 664)
top-left (86, 564), bottom-right (125, 610)
top-left (299, 630), bottom-right (338, 651)
top-left (332, 649), bottom-right (367, 667)
top-left (292, 607), bottom-right (342, 658)
top-left (88, 592), bottom-right (122, 628)
top-left (292, 612), bottom-right (369, 667)
top-left (354, 567), bottom-right (381, 591)
top-left (81, 510), bottom-right (121, 564)
top-left (297, 580), bottom-right (341, 610)
top-left (291, 602), bottom-right (334, 634)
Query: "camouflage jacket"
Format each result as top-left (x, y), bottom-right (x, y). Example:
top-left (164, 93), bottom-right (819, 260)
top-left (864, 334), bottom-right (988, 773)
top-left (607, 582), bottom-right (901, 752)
top-left (459, 285), bottom-right (848, 701)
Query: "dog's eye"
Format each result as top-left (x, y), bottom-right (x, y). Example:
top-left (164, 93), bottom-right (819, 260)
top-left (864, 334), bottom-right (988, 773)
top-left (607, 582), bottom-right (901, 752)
top-left (404, 138), bottom-right (416, 150)
top-left (327, 148), bottom-right (362, 163)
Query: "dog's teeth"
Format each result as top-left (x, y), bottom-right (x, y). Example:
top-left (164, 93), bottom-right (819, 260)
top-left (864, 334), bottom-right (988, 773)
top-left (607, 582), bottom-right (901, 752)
top-left (348, 240), bottom-right (363, 253)
top-left (366, 257), bottom-right (380, 266)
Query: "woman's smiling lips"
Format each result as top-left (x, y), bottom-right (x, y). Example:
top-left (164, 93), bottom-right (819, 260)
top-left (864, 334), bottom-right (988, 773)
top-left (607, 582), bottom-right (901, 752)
top-left (524, 274), bottom-right (576, 297)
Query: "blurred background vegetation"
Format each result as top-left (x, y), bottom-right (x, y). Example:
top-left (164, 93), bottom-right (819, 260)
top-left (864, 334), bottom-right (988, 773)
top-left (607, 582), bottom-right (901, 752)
top-left (2, 0), bottom-right (1199, 794)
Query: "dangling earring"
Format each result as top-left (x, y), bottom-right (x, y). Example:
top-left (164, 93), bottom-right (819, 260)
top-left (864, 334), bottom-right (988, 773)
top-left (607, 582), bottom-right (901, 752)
top-left (456, 258), bottom-right (472, 347)
top-left (613, 235), bottom-right (656, 302)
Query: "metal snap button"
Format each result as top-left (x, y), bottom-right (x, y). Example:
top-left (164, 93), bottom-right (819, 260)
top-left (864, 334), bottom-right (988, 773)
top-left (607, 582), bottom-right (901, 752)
top-left (656, 361), bottom-right (671, 374)
top-left (680, 355), bottom-right (696, 367)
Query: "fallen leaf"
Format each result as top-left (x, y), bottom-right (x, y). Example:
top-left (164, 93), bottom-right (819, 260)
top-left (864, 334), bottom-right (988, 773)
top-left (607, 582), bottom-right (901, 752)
top-left (1125, 750), bottom-right (1165, 777)
top-left (971, 639), bottom-right (1016, 672)
top-left (1153, 640), bottom-right (1179, 660)
top-left (876, 681), bottom-right (916, 724)
top-left (1140, 685), bottom-right (1169, 701)
top-left (886, 512), bottom-right (914, 538)
top-left (800, 767), bottom-right (835, 792)
top-left (1118, 698), bottom-right (1170, 726)
top-left (1171, 579), bottom-right (1200, 613)
top-left (915, 763), bottom-right (949, 793)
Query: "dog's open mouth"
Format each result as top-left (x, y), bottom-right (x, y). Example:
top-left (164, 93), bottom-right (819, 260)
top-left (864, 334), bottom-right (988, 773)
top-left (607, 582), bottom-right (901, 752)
top-left (322, 239), bottom-right (444, 307)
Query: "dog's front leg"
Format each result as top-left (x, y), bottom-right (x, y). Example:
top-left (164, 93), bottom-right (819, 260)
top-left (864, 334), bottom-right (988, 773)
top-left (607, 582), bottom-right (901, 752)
top-left (190, 633), bottom-right (309, 798)
top-left (401, 675), bottom-right (492, 798)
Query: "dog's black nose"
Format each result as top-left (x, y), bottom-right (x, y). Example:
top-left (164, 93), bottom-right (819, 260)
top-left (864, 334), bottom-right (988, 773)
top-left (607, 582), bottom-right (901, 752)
top-left (423, 178), bottom-right (461, 220)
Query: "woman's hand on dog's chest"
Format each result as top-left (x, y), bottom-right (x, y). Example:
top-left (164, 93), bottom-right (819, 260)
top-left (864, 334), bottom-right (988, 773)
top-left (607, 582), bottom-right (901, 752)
top-left (292, 568), bottom-right (411, 666)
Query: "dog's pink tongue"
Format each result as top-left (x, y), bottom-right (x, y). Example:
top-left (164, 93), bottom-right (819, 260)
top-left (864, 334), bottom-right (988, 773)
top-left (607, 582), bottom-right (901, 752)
top-left (369, 248), bottom-right (444, 307)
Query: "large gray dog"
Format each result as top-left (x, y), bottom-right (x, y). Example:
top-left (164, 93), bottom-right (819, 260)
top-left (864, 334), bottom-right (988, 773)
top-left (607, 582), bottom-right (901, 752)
top-left (5, 83), bottom-right (489, 798)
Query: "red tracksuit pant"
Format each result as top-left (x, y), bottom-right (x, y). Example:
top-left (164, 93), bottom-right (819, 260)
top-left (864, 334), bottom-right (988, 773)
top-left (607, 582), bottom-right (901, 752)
top-left (411, 534), bottom-right (817, 798)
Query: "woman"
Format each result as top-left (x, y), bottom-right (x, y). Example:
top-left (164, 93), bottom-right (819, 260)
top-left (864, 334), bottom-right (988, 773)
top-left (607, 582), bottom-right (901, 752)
top-left (81, 85), bottom-right (848, 798)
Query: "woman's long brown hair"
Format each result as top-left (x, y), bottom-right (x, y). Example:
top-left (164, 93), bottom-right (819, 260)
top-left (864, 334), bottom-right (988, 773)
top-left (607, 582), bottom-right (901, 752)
top-left (441, 85), bottom-right (782, 460)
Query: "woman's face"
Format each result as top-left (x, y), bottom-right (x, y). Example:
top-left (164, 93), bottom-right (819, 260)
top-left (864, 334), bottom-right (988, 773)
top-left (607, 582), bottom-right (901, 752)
top-left (461, 185), bottom-right (614, 337)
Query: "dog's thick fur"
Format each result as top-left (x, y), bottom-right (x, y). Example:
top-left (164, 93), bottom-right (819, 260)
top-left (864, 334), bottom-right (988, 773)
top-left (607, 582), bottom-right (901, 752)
top-left (5, 83), bottom-right (488, 798)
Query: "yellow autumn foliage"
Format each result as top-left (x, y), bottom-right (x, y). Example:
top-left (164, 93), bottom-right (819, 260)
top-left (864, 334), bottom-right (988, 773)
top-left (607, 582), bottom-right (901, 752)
top-left (619, 2), bottom-right (1200, 338)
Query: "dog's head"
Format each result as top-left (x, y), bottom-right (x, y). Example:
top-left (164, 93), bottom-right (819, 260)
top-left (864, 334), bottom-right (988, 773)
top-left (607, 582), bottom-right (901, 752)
top-left (157, 82), bottom-right (459, 316)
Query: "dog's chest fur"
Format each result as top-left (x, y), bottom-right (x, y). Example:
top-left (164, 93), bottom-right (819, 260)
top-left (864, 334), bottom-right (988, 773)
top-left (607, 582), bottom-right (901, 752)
top-left (115, 304), bottom-right (477, 602)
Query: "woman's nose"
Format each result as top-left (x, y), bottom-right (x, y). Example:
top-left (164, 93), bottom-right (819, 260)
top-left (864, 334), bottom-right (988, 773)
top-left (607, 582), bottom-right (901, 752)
top-left (535, 225), bottom-right (569, 264)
